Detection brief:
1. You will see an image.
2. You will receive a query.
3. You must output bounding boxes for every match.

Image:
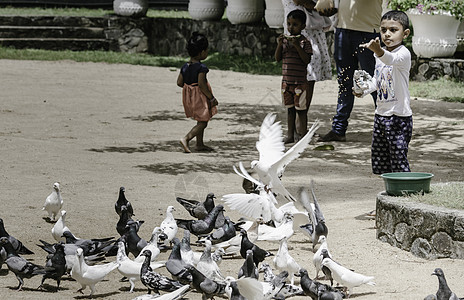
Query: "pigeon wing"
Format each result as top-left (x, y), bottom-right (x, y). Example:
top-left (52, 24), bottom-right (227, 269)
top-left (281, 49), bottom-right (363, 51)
top-left (221, 193), bottom-right (272, 222)
top-left (256, 113), bottom-right (286, 166)
top-left (236, 277), bottom-right (264, 300)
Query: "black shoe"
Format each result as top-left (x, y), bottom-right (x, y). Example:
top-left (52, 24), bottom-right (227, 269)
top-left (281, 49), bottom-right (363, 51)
top-left (318, 130), bottom-right (346, 142)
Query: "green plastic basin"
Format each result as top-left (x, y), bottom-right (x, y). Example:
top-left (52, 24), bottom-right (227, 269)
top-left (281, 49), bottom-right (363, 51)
top-left (380, 172), bottom-right (434, 196)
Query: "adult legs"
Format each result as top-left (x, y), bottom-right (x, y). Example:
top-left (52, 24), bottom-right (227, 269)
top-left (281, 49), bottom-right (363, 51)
top-left (285, 107), bottom-right (296, 144)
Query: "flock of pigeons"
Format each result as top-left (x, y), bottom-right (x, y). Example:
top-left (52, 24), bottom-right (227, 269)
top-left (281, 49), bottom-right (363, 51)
top-left (0, 113), bottom-right (461, 300)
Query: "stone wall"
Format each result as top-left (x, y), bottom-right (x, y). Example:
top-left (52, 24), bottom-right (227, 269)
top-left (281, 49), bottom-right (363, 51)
top-left (411, 57), bottom-right (464, 81)
top-left (376, 192), bottom-right (464, 260)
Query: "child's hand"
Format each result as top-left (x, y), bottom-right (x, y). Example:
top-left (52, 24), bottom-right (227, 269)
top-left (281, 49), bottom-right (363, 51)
top-left (360, 37), bottom-right (384, 56)
top-left (352, 87), bottom-right (363, 98)
top-left (277, 34), bottom-right (285, 44)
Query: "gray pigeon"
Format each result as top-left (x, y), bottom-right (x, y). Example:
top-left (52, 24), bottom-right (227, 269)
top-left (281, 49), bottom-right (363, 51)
top-left (139, 250), bottom-right (184, 295)
top-left (176, 193), bottom-right (216, 219)
top-left (240, 229), bottom-right (273, 267)
top-left (0, 218), bottom-right (34, 255)
top-left (0, 237), bottom-right (45, 291)
top-left (165, 238), bottom-right (192, 285)
top-left (115, 186), bottom-right (134, 217)
top-left (431, 268), bottom-right (462, 300)
top-left (186, 265), bottom-right (226, 300)
top-left (238, 249), bottom-right (259, 280)
top-left (297, 268), bottom-right (342, 300)
top-left (176, 205), bottom-right (225, 236)
top-left (62, 231), bottom-right (115, 257)
top-left (120, 220), bottom-right (147, 257)
top-left (38, 242), bottom-right (67, 291)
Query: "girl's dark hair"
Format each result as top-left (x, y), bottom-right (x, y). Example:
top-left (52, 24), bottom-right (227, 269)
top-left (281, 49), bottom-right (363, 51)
top-left (186, 32), bottom-right (209, 57)
top-left (382, 10), bottom-right (409, 31)
top-left (287, 9), bottom-right (306, 25)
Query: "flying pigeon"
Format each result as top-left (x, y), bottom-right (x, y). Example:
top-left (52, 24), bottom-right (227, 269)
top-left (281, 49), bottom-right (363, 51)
top-left (176, 192), bottom-right (216, 219)
top-left (0, 237), bottom-right (45, 291)
top-left (196, 239), bottom-right (224, 282)
top-left (159, 206), bottom-right (178, 247)
top-left (238, 249), bottom-right (259, 280)
top-left (165, 238), bottom-right (192, 285)
top-left (42, 182), bottom-right (63, 222)
top-left (240, 229), bottom-right (273, 267)
top-left (298, 183), bottom-right (328, 251)
top-left (248, 113), bottom-right (319, 201)
top-left (176, 205), bottom-right (225, 236)
top-left (70, 248), bottom-right (119, 296)
top-left (321, 257), bottom-right (375, 297)
top-left (140, 250), bottom-right (184, 295)
top-left (273, 237), bottom-right (300, 285)
top-left (430, 268), bottom-right (462, 300)
top-left (131, 285), bottom-right (190, 300)
top-left (186, 265), bottom-right (226, 299)
top-left (38, 242), bottom-right (66, 292)
top-left (0, 218), bottom-right (34, 255)
top-left (116, 241), bottom-right (165, 293)
top-left (115, 186), bottom-right (134, 217)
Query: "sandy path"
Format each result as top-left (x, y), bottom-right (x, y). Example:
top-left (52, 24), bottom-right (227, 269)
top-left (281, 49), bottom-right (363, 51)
top-left (0, 59), bottom-right (463, 299)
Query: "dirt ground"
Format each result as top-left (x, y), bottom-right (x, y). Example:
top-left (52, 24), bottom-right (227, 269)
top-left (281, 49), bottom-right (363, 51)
top-left (1, 59), bottom-right (464, 300)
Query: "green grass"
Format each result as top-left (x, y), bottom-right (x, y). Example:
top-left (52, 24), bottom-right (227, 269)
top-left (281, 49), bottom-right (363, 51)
top-left (410, 77), bottom-right (464, 103)
top-left (407, 182), bottom-right (464, 210)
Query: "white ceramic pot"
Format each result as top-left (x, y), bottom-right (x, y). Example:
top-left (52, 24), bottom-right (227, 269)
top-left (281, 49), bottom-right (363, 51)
top-left (227, 0), bottom-right (264, 25)
top-left (113, 0), bottom-right (148, 17)
top-left (407, 9), bottom-right (460, 58)
top-left (457, 21), bottom-right (464, 51)
top-left (188, 0), bottom-right (225, 21)
top-left (264, 0), bottom-right (284, 28)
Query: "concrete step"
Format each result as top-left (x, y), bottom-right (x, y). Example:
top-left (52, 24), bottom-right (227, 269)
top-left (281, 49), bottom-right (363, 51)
top-left (0, 25), bottom-right (106, 39)
top-left (0, 37), bottom-right (112, 51)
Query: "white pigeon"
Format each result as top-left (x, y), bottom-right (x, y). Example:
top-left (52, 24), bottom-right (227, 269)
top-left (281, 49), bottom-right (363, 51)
top-left (258, 212), bottom-right (294, 242)
top-left (321, 257), bottom-right (375, 297)
top-left (273, 237), bottom-right (301, 285)
top-left (71, 248), bottom-right (119, 296)
top-left (196, 240), bottom-right (224, 282)
top-left (116, 241), bottom-right (164, 293)
top-left (313, 235), bottom-right (331, 279)
top-left (224, 276), bottom-right (264, 300)
top-left (248, 113), bottom-right (319, 201)
top-left (131, 285), bottom-right (190, 300)
top-left (42, 182), bottom-right (63, 222)
top-left (212, 217), bottom-right (262, 256)
top-left (160, 206), bottom-right (178, 247)
top-left (134, 227), bottom-right (163, 263)
top-left (52, 210), bottom-right (78, 242)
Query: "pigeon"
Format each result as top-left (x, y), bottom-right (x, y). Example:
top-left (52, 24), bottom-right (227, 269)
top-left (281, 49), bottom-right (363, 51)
top-left (38, 242), bottom-right (66, 292)
top-left (297, 268), bottom-right (341, 300)
top-left (298, 183), bottom-right (328, 251)
top-left (36, 239), bottom-right (105, 272)
top-left (273, 237), bottom-right (300, 285)
top-left (120, 220), bottom-right (147, 257)
top-left (212, 247), bottom-right (226, 266)
top-left (258, 212), bottom-right (295, 242)
top-left (320, 249), bottom-right (335, 286)
top-left (176, 192), bottom-right (216, 219)
top-left (139, 250), bottom-right (183, 295)
top-left (186, 265), bottom-right (226, 299)
top-left (116, 241), bottom-right (165, 293)
top-left (199, 216), bottom-right (237, 245)
top-left (240, 229), bottom-right (273, 267)
top-left (0, 246), bottom-right (6, 269)
top-left (0, 218), bottom-right (34, 255)
top-left (70, 247), bottom-right (119, 296)
top-left (117, 205), bottom-right (136, 236)
top-left (115, 186), bottom-right (134, 217)
top-left (248, 114), bottom-right (319, 201)
top-left (238, 249), bottom-right (259, 279)
top-left (165, 238), bottom-right (192, 285)
top-left (131, 285), bottom-right (190, 300)
top-left (319, 289), bottom-right (346, 300)
top-left (0, 237), bottom-right (45, 290)
top-left (62, 231), bottom-right (115, 257)
top-left (258, 264), bottom-right (303, 298)
top-left (179, 229), bottom-right (198, 266)
top-left (430, 268), bottom-right (462, 300)
top-left (196, 239), bottom-right (224, 282)
top-left (51, 210), bottom-right (75, 243)
top-left (160, 206), bottom-right (178, 247)
top-left (134, 227), bottom-right (163, 263)
top-left (321, 257), bottom-right (375, 297)
top-left (313, 236), bottom-right (331, 279)
top-left (212, 217), bottom-right (262, 256)
top-left (176, 204), bottom-right (225, 236)
top-left (225, 276), bottom-right (264, 300)
top-left (42, 182), bottom-right (63, 222)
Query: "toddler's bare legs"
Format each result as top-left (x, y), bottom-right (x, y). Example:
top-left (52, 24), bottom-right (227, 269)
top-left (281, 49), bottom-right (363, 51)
top-left (296, 108), bottom-right (308, 137)
top-left (180, 121), bottom-right (210, 153)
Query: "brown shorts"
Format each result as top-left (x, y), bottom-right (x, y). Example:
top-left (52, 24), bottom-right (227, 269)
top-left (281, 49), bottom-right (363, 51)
top-left (281, 81), bottom-right (310, 110)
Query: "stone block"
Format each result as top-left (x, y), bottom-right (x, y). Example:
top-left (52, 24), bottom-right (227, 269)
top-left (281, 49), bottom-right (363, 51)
top-left (431, 232), bottom-right (452, 258)
top-left (411, 238), bottom-right (434, 260)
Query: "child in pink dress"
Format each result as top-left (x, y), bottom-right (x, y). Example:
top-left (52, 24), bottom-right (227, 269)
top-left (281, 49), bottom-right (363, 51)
top-left (177, 32), bottom-right (218, 153)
